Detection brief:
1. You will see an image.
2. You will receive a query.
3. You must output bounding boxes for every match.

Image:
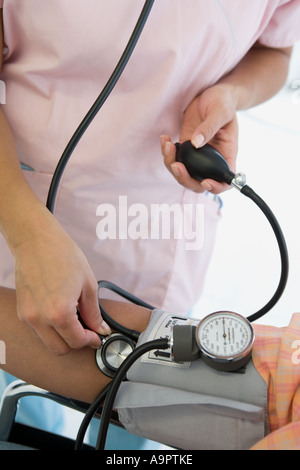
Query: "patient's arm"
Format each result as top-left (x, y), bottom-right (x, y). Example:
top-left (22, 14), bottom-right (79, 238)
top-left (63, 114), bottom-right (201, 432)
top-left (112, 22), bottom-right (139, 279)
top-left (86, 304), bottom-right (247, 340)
top-left (0, 287), bottom-right (152, 404)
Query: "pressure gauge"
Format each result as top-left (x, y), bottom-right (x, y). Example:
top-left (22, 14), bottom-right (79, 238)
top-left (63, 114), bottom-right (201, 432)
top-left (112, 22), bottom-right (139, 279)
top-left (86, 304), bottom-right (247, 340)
top-left (95, 333), bottom-right (136, 378)
top-left (195, 311), bottom-right (255, 372)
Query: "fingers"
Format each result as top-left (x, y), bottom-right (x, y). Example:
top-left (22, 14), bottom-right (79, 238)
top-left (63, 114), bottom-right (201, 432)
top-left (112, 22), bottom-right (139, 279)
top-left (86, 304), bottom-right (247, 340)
top-left (77, 278), bottom-right (111, 337)
top-left (51, 309), bottom-right (102, 354)
top-left (161, 135), bottom-right (228, 194)
top-left (161, 135), bottom-right (202, 192)
top-left (190, 105), bottom-right (230, 150)
top-left (33, 322), bottom-right (92, 357)
top-left (16, 277), bottom-right (112, 356)
top-left (17, 299), bottom-right (102, 356)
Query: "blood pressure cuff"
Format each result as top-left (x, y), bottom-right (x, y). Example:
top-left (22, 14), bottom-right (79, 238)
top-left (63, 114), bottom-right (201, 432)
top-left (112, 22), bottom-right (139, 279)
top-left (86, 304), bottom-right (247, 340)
top-left (114, 309), bottom-right (269, 450)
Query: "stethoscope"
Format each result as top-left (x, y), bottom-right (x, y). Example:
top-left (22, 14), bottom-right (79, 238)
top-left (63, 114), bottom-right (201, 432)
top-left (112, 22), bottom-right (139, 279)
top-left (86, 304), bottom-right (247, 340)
top-left (43, 0), bottom-right (288, 449)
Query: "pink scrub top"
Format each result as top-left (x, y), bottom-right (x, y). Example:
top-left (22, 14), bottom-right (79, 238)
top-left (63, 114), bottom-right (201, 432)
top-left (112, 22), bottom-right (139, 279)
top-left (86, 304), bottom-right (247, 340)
top-left (1, 0), bottom-right (300, 313)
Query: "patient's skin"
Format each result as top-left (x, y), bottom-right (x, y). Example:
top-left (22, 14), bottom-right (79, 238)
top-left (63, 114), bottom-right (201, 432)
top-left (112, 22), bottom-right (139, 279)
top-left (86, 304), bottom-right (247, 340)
top-left (0, 287), bottom-right (152, 404)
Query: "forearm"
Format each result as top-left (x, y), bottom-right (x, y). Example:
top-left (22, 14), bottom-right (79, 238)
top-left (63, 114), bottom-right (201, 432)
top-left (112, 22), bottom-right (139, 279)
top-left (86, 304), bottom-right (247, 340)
top-left (0, 107), bottom-right (48, 253)
top-left (218, 43), bottom-right (293, 110)
top-left (0, 10), bottom-right (46, 252)
top-left (0, 287), bottom-right (152, 404)
top-left (0, 109), bottom-right (111, 355)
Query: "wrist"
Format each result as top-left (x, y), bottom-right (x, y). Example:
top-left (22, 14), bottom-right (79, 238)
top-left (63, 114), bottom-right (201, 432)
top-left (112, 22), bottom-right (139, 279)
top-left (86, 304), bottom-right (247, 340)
top-left (0, 187), bottom-right (52, 255)
top-left (211, 81), bottom-right (245, 111)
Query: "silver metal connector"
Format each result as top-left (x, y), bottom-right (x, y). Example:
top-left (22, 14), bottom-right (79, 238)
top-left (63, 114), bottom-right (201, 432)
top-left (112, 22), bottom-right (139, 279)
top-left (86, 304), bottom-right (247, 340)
top-left (231, 172), bottom-right (247, 191)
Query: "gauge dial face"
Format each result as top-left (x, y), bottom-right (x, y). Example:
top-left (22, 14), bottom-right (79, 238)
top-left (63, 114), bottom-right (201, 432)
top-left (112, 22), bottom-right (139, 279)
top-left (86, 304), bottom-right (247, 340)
top-left (196, 311), bottom-right (254, 361)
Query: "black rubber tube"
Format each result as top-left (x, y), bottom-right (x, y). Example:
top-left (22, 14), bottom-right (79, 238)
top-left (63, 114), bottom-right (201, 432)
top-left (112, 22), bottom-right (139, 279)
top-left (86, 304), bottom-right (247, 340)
top-left (46, 0), bottom-right (155, 213)
top-left (241, 185), bottom-right (289, 322)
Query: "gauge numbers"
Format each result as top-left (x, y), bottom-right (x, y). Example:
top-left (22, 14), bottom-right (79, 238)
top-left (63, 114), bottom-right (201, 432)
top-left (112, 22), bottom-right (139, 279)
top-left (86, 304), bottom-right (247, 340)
top-left (196, 311), bottom-right (254, 371)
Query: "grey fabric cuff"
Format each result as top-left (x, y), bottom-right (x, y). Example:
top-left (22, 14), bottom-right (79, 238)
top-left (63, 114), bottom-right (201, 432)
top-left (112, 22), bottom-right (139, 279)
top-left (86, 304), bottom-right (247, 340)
top-left (114, 309), bottom-right (269, 450)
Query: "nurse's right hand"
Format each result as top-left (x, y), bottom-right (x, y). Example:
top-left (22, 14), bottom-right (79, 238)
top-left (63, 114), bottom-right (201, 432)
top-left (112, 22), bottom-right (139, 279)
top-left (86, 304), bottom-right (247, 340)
top-left (161, 83), bottom-right (239, 195)
top-left (13, 206), bottom-right (111, 355)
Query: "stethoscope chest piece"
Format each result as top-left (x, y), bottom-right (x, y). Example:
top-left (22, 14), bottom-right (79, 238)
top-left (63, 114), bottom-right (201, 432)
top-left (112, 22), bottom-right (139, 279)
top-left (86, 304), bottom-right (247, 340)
top-left (95, 333), bottom-right (136, 378)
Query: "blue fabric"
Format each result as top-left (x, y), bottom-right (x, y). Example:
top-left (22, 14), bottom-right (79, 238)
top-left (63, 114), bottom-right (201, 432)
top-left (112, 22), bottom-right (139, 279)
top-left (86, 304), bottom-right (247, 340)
top-left (0, 371), bottom-right (64, 433)
top-left (0, 371), bottom-right (160, 449)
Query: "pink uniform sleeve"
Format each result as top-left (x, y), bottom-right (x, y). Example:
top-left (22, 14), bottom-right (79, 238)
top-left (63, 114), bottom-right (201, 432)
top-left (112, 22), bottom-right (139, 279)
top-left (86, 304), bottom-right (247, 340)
top-left (259, 0), bottom-right (300, 47)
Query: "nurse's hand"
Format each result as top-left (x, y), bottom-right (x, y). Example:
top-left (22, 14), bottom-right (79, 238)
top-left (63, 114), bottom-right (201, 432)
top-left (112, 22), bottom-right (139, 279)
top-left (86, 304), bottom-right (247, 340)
top-left (13, 207), bottom-right (111, 355)
top-left (161, 83), bottom-right (238, 194)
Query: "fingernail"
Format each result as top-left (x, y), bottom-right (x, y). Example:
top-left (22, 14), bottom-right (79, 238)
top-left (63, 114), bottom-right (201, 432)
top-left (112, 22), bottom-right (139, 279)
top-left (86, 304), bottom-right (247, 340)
top-left (201, 181), bottom-right (213, 191)
top-left (171, 163), bottom-right (180, 177)
top-left (98, 320), bottom-right (112, 335)
top-left (192, 134), bottom-right (205, 148)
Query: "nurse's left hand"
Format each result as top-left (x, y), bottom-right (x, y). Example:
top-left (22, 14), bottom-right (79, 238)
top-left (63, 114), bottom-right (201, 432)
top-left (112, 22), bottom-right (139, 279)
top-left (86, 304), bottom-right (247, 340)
top-left (161, 84), bottom-right (239, 194)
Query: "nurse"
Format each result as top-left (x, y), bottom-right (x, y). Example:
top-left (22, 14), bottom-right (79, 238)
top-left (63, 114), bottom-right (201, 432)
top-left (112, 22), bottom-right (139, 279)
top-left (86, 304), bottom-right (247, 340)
top-left (0, 0), bottom-right (300, 447)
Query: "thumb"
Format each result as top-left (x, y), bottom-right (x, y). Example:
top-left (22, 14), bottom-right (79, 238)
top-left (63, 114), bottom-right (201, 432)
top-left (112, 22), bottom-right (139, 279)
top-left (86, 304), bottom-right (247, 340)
top-left (79, 282), bottom-right (112, 336)
top-left (191, 108), bottom-right (228, 149)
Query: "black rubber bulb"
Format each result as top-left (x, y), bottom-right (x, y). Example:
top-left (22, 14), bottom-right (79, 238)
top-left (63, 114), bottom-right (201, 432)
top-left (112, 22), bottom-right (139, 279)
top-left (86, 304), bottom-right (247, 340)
top-left (175, 141), bottom-right (235, 185)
